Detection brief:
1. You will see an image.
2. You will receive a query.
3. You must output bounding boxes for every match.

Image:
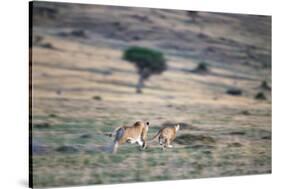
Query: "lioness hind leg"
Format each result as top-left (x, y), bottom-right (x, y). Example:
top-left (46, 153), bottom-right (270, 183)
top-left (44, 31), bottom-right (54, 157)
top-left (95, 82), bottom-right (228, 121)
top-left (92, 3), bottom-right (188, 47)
top-left (136, 138), bottom-right (144, 146)
top-left (161, 138), bottom-right (168, 150)
top-left (142, 141), bottom-right (147, 149)
top-left (112, 141), bottom-right (119, 154)
top-left (166, 139), bottom-right (173, 148)
top-left (140, 139), bottom-right (147, 149)
top-left (137, 138), bottom-right (148, 150)
top-left (159, 137), bottom-right (163, 145)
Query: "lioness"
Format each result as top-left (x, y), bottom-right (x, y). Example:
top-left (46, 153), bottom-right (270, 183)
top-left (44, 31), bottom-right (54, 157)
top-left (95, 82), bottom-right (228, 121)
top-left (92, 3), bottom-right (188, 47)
top-left (112, 121), bottom-right (149, 154)
top-left (151, 124), bottom-right (180, 149)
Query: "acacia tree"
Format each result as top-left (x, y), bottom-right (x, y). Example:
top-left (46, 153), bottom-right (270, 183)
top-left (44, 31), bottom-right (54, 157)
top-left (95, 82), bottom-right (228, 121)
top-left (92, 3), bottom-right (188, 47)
top-left (123, 47), bottom-right (167, 93)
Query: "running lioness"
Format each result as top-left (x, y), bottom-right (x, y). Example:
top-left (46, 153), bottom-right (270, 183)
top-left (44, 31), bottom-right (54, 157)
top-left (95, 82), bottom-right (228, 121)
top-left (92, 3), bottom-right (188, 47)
top-left (112, 121), bottom-right (149, 154)
top-left (150, 124), bottom-right (180, 149)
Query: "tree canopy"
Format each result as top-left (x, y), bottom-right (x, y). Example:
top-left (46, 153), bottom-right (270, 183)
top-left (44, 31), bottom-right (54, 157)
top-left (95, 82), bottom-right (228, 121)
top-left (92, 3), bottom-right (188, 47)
top-left (123, 46), bottom-right (167, 78)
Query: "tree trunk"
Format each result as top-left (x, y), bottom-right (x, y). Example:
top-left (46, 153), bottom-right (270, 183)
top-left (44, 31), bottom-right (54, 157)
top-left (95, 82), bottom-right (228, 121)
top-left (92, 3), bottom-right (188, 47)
top-left (136, 75), bottom-right (145, 94)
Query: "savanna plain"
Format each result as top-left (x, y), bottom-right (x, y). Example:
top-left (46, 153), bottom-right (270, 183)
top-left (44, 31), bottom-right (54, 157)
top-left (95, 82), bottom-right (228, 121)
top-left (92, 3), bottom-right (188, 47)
top-left (31, 2), bottom-right (271, 187)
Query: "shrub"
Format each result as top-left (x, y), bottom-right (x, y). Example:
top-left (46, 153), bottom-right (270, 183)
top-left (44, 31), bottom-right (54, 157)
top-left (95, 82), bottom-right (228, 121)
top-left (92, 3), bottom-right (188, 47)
top-left (187, 11), bottom-right (199, 22)
top-left (192, 61), bottom-right (209, 74)
top-left (260, 80), bottom-right (271, 90)
top-left (33, 123), bottom-right (50, 129)
top-left (226, 88), bottom-right (242, 96)
top-left (93, 96), bottom-right (102, 101)
top-left (240, 110), bottom-right (250, 115)
top-left (255, 92), bottom-right (266, 100)
top-left (49, 113), bottom-right (57, 118)
top-left (56, 145), bottom-right (79, 153)
top-left (70, 29), bottom-right (87, 38)
top-left (40, 43), bottom-right (55, 49)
